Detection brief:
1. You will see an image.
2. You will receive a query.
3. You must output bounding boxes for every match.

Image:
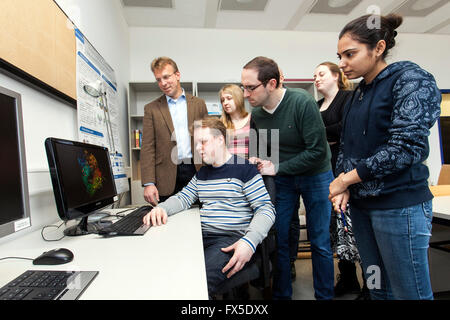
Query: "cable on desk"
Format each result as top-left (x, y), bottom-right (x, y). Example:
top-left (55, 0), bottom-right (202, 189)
top-left (113, 193), bottom-right (125, 209)
top-left (0, 257), bottom-right (33, 262)
top-left (97, 208), bottom-right (136, 225)
top-left (41, 222), bottom-right (66, 242)
top-left (39, 208), bottom-right (140, 240)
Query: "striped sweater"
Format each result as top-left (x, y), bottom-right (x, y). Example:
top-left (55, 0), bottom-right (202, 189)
top-left (158, 155), bottom-right (276, 252)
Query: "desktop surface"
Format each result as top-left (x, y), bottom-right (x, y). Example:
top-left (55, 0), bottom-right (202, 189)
top-left (0, 207), bottom-right (208, 300)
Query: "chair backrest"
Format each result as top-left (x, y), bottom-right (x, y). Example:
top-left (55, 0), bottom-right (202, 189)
top-left (262, 175), bottom-right (276, 205)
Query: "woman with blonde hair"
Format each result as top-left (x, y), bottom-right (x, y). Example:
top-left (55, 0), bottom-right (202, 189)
top-left (314, 61), bottom-right (352, 172)
top-left (219, 84), bottom-right (250, 159)
top-left (219, 84), bottom-right (277, 205)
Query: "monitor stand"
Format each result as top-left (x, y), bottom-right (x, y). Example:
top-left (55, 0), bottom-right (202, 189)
top-left (63, 212), bottom-right (111, 237)
top-left (64, 217), bottom-right (98, 237)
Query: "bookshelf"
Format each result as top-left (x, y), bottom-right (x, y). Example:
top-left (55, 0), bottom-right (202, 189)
top-left (283, 78), bottom-right (318, 100)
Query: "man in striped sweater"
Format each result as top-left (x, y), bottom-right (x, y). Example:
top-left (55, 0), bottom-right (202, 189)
top-left (143, 116), bottom-right (275, 297)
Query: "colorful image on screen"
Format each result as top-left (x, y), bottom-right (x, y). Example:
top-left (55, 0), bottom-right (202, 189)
top-left (78, 150), bottom-right (105, 196)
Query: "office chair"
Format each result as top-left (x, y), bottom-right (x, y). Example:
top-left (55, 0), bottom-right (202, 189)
top-left (214, 176), bottom-right (277, 300)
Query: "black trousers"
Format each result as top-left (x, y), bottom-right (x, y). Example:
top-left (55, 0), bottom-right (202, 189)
top-left (159, 162), bottom-right (196, 202)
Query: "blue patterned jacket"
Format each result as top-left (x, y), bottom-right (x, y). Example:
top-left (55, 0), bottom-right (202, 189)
top-left (336, 61), bottom-right (441, 209)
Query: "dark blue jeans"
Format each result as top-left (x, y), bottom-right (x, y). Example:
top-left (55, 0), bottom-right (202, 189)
top-left (350, 201), bottom-right (434, 300)
top-left (273, 171), bottom-right (334, 300)
top-left (203, 231), bottom-right (255, 297)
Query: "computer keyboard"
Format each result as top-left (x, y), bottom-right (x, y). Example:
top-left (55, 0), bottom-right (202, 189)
top-left (98, 205), bottom-right (152, 236)
top-left (0, 270), bottom-right (98, 300)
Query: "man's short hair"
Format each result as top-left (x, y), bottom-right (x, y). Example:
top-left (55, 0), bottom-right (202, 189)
top-left (193, 116), bottom-right (227, 139)
top-left (151, 56), bottom-right (179, 73)
top-left (243, 56), bottom-right (280, 88)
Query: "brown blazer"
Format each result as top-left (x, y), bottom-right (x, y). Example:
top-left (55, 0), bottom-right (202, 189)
top-left (140, 93), bottom-right (208, 196)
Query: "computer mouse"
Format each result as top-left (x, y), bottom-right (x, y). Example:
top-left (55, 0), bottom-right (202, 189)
top-left (32, 248), bottom-right (74, 265)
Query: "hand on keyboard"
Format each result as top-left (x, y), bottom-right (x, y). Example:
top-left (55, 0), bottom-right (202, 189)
top-left (98, 206), bottom-right (152, 236)
top-left (142, 207), bottom-right (168, 226)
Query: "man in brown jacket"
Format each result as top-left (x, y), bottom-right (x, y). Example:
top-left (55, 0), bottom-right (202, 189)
top-left (141, 57), bottom-right (208, 205)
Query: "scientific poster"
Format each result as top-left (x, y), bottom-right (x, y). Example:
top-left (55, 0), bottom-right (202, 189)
top-left (75, 28), bottom-right (128, 194)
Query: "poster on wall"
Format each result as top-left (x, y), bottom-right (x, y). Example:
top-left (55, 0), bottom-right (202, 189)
top-left (75, 28), bottom-right (128, 195)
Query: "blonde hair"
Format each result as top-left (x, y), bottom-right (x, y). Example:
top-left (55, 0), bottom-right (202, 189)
top-left (150, 56), bottom-right (179, 73)
top-left (219, 84), bottom-right (248, 130)
top-left (193, 116), bottom-right (227, 139)
top-left (317, 61), bottom-right (352, 90)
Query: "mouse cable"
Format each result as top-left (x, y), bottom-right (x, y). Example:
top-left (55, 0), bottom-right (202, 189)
top-left (99, 208), bottom-right (136, 222)
top-left (0, 257), bottom-right (33, 262)
top-left (109, 208), bottom-right (136, 215)
top-left (41, 222), bottom-right (66, 242)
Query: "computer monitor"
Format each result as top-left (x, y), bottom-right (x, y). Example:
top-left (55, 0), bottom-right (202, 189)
top-left (45, 137), bottom-right (117, 236)
top-left (0, 85), bottom-right (31, 238)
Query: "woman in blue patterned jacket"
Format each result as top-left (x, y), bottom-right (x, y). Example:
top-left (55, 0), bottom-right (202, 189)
top-left (329, 13), bottom-right (441, 300)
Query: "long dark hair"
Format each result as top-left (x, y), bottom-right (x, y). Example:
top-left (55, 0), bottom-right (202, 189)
top-left (339, 14), bottom-right (403, 59)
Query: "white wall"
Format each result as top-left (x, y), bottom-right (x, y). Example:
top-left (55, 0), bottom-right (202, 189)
top-left (129, 27), bottom-right (450, 184)
top-left (0, 0), bottom-right (130, 244)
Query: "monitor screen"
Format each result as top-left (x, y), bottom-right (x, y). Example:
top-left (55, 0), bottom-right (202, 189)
top-left (0, 86), bottom-right (31, 238)
top-left (45, 138), bottom-right (117, 226)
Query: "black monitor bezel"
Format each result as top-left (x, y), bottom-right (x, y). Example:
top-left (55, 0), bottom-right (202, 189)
top-left (0, 85), bottom-right (32, 238)
top-left (45, 137), bottom-right (117, 222)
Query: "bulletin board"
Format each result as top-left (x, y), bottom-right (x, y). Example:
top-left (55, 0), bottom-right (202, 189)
top-left (0, 0), bottom-right (76, 105)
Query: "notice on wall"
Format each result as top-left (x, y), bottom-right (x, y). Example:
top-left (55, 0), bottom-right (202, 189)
top-left (75, 28), bottom-right (128, 194)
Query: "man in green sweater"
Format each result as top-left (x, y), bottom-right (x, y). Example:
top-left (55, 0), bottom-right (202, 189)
top-left (242, 56), bottom-right (334, 300)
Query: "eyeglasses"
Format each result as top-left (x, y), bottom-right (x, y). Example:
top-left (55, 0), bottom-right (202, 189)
top-left (240, 83), bottom-right (264, 92)
top-left (155, 72), bottom-right (175, 83)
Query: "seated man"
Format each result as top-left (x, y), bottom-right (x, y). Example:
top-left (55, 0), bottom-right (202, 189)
top-left (143, 116), bottom-right (276, 297)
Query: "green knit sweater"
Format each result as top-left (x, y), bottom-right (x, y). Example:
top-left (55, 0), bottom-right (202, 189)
top-left (251, 88), bottom-right (331, 176)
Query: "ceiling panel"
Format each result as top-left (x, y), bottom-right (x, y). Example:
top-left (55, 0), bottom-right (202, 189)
top-left (122, 0), bottom-right (173, 8)
top-left (123, 0), bottom-right (207, 28)
top-left (398, 1), bottom-right (450, 33)
top-left (216, 0), bottom-right (301, 30)
top-left (394, 0), bottom-right (448, 17)
top-left (433, 20), bottom-right (450, 34)
top-left (219, 0), bottom-right (268, 11)
top-left (120, 0), bottom-right (450, 35)
top-left (309, 0), bottom-right (363, 14)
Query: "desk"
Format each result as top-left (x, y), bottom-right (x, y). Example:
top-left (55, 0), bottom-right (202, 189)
top-left (431, 196), bottom-right (450, 251)
top-left (432, 195), bottom-right (450, 225)
top-left (430, 196), bottom-right (450, 294)
top-left (0, 208), bottom-right (208, 300)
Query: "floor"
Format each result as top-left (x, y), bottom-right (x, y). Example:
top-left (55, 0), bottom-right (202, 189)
top-left (248, 256), bottom-right (450, 300)
top-left (292, 257), bottom-right (362, 300)
top-left (247, 256), bottom-right (362, 300)
top-left (244, 217), bottom-right (450, 300)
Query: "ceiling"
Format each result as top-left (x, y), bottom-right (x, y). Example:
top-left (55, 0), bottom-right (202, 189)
top-left (120, 0), bottom-right (450, 34)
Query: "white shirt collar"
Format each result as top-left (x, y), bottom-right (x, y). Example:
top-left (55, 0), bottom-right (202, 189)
top-left (262, 88), bottom-right (286, 114)
top-left (166, 88), bottom-right (186, 104)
